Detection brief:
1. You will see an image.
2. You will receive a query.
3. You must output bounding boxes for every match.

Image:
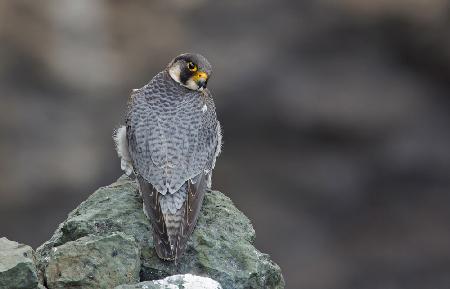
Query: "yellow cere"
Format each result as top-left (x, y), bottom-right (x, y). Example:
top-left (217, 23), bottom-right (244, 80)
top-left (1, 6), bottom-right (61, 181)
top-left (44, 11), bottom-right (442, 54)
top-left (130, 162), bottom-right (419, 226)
top-left (192, 71), bottom-right (208, 81)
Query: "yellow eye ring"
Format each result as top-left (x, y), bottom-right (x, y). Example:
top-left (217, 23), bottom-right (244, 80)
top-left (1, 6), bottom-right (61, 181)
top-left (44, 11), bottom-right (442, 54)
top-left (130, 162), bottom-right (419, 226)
top-left (187, 62), bottom-right (197, 72)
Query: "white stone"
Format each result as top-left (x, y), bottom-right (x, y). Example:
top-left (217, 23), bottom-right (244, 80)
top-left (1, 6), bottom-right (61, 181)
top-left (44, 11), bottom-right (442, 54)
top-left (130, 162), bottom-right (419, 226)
top-left (115, 273), bottom-right (222, 289)
top-left (154, 274), bottom-right (222, 289)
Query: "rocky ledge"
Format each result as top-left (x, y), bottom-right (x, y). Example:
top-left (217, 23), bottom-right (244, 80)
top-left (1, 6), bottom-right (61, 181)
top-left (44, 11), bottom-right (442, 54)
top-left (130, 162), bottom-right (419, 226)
top-left (1, 175), bottom-right (284, 289)
top-left (0, 237), bottom-right (44, 289)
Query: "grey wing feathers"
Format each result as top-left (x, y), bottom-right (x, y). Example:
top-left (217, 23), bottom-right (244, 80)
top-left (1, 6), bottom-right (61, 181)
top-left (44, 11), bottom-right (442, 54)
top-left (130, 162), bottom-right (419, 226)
top-left (183, 173), bottom-right (208, 239)
top-left (126, 72), bottom-right (218, 194)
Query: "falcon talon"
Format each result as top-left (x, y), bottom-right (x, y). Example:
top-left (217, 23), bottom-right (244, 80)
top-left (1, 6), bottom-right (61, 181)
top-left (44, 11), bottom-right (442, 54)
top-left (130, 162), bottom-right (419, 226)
top-left (114, 53), bottom-right (222, 261)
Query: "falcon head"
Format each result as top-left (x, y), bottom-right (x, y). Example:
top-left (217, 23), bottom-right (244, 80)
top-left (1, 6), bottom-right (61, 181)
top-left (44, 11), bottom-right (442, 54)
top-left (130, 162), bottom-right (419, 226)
top-left (167, 53), bottom-right (212, 91)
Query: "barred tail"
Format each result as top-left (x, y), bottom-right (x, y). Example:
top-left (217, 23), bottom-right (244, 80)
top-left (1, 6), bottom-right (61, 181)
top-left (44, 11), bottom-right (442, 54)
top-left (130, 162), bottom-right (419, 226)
top-left (138, 173), bottom-right (207, 261)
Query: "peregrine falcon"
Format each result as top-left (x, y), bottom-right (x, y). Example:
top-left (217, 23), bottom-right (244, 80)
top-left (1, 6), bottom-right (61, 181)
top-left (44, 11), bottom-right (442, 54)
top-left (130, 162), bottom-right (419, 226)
top-left (113, 53), bottom-right (222, 260)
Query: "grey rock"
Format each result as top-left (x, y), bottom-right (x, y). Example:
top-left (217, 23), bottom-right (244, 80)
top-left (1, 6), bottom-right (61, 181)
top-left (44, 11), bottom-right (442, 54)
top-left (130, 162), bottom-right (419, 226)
top-left (114, 273), bottom-right (222, 289)
top-left (0, 237), bottom-right (39, 289)
top-left (44, 232), bottom-right (140, 289)
top-left (36, 175), bottom-right (285, 289)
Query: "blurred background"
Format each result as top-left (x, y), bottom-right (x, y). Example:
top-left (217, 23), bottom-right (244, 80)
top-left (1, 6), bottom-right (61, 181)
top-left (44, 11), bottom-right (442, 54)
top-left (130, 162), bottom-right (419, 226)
top-left (1, 1), bottom-right (450, 288)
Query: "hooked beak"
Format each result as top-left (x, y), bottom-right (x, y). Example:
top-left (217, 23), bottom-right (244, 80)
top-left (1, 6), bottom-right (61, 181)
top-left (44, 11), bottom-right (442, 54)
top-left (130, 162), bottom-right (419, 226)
top-left (192, 71), bottom-right (208, 90)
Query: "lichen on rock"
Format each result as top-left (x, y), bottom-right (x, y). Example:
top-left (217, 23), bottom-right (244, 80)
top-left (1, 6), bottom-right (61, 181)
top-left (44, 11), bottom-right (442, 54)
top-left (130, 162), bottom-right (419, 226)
top-left (0, 237), bottom-right (40, 289)
top-left (34, 175), bottom-right (284, 289)
top-left (44, 232), bottom-right (140, 289)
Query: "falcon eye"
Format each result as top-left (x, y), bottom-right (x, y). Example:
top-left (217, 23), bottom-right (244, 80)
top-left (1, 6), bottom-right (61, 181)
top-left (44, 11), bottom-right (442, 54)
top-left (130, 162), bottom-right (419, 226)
top-left (187, 62), bottom-right (197, 72)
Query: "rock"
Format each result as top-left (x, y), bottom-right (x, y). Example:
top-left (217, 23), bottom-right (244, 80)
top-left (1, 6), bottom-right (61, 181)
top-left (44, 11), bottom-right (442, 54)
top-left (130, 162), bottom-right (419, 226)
top-left (114, 274), bottom-right (222, 289)
top-left (36, 175), bottom-right (285, 289)
top-left (44, 232), bottom-right (140, 289)
top-left (0, 237), bottom-right (39, 289)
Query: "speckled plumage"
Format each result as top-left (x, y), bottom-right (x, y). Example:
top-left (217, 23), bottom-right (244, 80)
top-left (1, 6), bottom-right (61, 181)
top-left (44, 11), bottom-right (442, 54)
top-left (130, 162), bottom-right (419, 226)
top-left (121, 55), bottom-right (221, 260)
top-left (127, 71), bottom-right (219, 195)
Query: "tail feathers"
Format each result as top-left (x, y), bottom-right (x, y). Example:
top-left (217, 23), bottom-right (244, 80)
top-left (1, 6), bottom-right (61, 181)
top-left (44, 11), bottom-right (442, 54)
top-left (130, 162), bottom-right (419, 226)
top-left (153, 209), bottom-right (185, 261)
top-left (138, 173), bottom-right (208, 261)
top-left (164, 213), bottom-right (183, 247)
